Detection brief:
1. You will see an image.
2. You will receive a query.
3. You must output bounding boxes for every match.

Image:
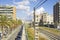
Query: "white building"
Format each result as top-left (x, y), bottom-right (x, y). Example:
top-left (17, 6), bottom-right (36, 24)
top-left (32, 13), bottom-right (53, 26)
top-left (42, 13), bottom-right (53, 25)
top-left (42, 13), bottom-right (48, 25)
top-left (32, 7), bottom-right (53, 26)
top-left (35, 14), bottom-right (42, 24)
top-left (47, 15), bottom-right (53, 24)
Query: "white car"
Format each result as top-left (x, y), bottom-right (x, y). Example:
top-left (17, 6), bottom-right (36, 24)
top-left (57, 26), bottom-right (60, 30)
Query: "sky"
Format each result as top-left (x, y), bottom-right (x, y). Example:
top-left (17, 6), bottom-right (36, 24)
top-left (0, 0), bottom-right (59, 21)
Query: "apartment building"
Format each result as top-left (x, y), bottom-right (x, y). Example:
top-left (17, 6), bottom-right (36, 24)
top-left (0, 5), bottom-right (16, 20)
top-left (32, 12), bottom-right (53, 26)
top-left (53, 2), bottom-right (60, 24)
top-left (42, 13), bottom-right (48, 25)
top-left (47, 15), bottom-right (53, 24)
top-left (42, 13), bottom-right (53, 25)
top-left (35, 14), bottom-right (41, 25)
top-left (53, 2), bottom-right (60, 28)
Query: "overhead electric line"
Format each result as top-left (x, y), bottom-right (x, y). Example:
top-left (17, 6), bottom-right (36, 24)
top-left (34, 0), bottom-right (44, 8)
top-left (35, 0), bottom-right (47, 9)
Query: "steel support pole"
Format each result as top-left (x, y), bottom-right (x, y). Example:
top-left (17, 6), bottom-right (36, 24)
top-left (34, 7), bottom-right (35, 40)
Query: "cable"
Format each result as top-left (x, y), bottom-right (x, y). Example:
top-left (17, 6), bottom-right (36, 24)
top-left (34, 0), bottom-right (44, 8)
top-left (35, 0), bottom-right (47, 9)
top-left (37, 0), bottom-right (47, 8)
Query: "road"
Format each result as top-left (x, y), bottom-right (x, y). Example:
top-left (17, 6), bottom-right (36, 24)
top-left (39, 28), bottom-right (60, 40)
top-left (2, 25), bottom-right (22, 40)
top-left (21, 25), bottom-right (28, 40)
top-left (15, 25), bottom-right (23, 40)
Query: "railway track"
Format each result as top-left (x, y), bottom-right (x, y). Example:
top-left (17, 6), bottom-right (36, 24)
top-left (39, 28), bottom-right (60, 40)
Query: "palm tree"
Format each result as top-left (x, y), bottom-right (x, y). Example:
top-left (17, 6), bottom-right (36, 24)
top-left (10, 20), bottom-right (17, 29)
top-left (7, 21), bottom-right (14, 34)
top-left (17, 19), bottom-right (22, 25)
top-left (0, 15), bottom-right (9, 37)
top-left (10, 19), bottom-right (22, 29)
top-left (0, 15), bottom-right (22, 38)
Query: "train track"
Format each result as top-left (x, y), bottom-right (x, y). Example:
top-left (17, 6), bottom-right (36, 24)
top-left (39, 28), bottom-right (60, 40)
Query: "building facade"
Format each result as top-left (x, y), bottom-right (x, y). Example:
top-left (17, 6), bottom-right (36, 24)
top-left (0, 6), bottom-right (16, 20)
top-left (42, 13), bottom-right (48, 25)
top-left (53, 2), bottom-right (59, 24)
top-left (47, 15), bottom-right (53, 24)
top-left (41, 13), bottom-right (53, 25)
top-left (35, 14), bottom-right (41, 25)
top-left (32, 13), bottom-right (53, 26)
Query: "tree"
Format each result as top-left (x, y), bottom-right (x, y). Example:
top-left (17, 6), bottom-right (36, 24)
top-left (10, 20), bottom-right (17, 29)
top-left (7, 21), bottom-right (13, 34)
top-left (17, 19), bottom-right (22, 25)
top-left (0, 15), bottom-right (9, 37)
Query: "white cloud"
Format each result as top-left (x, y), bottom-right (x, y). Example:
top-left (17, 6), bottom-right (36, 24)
top-left (12, 0), bottom-right (38, 18)
top-left (29, 7), bottom-right (45, 16)
top-left (13, 0), bottom-right (30, 12)
top-left (29, 11), bottom-right (33, 16)
top-left (14, 0), bottom-right (30, 5)
top-left (6, 4), bottom-right (15, 7)
top-left (13, 0), bottom-right (37, 12)
top-left (35, 7), bottom-right (45, 15)
top-left (16, 17), bottom-right (20, 20)
top-left (16, 5), bottom-right (30, 11)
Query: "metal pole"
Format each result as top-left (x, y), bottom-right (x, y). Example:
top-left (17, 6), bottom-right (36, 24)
top-left (34, 8), bottom-right (39, 40)
top-left (34, 7), bottom-right (35, 40)
top-left (34, 7), bottom-right (35, 28)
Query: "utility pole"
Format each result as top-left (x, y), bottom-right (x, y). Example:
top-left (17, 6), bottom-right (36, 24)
top-left (34, 7), bottom-right (39, 40)
top-left (34, 7), bottom-right (35, 28)
top-left (33, 0), bottom-right (47, 40)
top-left (33, 7), bottom-right (36, 40)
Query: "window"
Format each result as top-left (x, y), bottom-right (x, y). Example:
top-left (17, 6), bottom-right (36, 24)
top-left (37, 19), bottom-right (38, 21)
top-left (36, 15), bottom-right (38, 18)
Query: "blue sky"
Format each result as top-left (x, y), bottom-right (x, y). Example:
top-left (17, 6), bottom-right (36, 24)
top-left (0, 0), bottom-right (59, 20)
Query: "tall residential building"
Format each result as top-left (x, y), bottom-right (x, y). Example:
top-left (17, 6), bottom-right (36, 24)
top-left (53, 2), bottom-right (60, 25)
top-left (0, 5), bottom-right (16, 20)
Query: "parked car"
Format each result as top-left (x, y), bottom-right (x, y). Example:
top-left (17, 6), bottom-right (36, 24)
top-left (57, 25), bottom-right (60, 30)
top-left (44, 24), bottom-right (55, 28)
